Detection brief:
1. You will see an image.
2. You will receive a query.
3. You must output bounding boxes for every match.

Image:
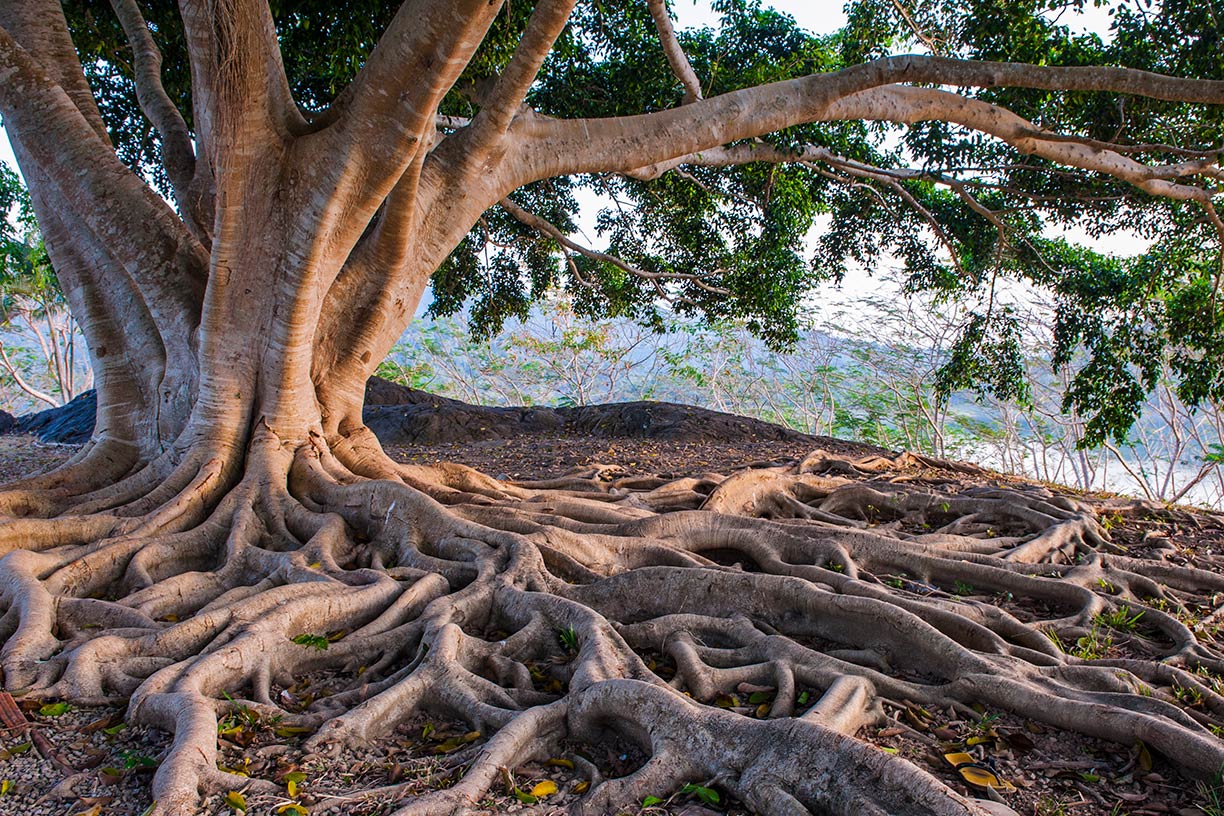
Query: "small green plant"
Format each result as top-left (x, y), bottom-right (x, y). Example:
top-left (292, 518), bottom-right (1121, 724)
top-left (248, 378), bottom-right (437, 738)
top-left (680, 783), bottom-right (720, 807)
top-left (1071, 626), bottom-right (1113, 660)
top-left (972, 712), bottom-right (1001, 732)
top-left (1096, 578), bottom-right (1118, 594)
top-left (557, 626), bottom-right (579, 653)
top-left (290, 633), bottom-right (329, 651)
top-left (121, 749), bottom-right (157, 769)
top-left (1195, 766), bottom-right (1224, 816)
top-left (1096, 605), bottom-right (1144, 631)
top-left (217, 691), bottom-right (260, 735)
top-left (1034, 797), bottom-right (1075, 816)
top-left (952, 580), bottom-right (974, 597)
top-left (1172, 681), bottom-right (1206, 708)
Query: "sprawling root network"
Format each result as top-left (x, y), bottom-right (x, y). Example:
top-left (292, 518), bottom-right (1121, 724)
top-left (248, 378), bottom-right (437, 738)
top-left (1, 436), bottom-right (1223, 815)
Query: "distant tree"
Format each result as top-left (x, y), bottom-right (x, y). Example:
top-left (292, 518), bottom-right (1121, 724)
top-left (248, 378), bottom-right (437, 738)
top-left (0, 164), bottom-right (90, 408)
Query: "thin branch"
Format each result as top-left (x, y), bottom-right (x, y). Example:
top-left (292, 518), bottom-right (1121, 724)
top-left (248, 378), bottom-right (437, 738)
top-left (648, 0), bottom-right (703, 104)
top-left (0, 341), bottom-right (61, 408)
top-left (888, 0), bottom-right (941, 55)
top-left (497, 197), bottom-right (731, 296)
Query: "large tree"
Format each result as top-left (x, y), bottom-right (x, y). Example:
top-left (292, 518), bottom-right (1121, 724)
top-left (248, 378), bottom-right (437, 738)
top-left (1, 1), bottom-right (1223, 813)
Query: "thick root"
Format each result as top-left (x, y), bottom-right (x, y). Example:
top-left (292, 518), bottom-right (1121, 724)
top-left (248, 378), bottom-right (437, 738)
top-left (1, 436), bottom-right (1222, 815)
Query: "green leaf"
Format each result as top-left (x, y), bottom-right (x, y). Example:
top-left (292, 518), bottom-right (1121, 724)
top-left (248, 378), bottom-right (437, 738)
top-left (38, 702), bottom-right (71, 717)
top-left (681, 783), bottom-right (721, 806)
top-left (642, 795), bottom-right (665, 807)
top-left (290, 633), bottom-right (329, 651)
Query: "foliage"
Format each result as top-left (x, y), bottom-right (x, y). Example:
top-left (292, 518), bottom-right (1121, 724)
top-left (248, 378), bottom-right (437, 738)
top-left (56, 0), bottom-right (1224, 444)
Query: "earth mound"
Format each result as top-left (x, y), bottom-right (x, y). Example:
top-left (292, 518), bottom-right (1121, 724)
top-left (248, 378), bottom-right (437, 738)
top-left (13, 377), bottom-right (820, 446)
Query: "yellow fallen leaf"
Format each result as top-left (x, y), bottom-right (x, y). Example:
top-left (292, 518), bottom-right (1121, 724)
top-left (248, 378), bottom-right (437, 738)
top-left (225, 790), bottom-right (247, 812)
top-left (1136, 740), bottom-right (1153, 772)
top-left (530, 780), bottom-right (558, 797)
top-left (545, 758), bottom-right (574, 769)
top-left (574, 781), bottom-right (590, 793)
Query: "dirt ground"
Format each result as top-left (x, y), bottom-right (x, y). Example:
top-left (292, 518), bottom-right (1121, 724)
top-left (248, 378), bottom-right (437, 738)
top-left (0, 433), bottom-right (1221, 816)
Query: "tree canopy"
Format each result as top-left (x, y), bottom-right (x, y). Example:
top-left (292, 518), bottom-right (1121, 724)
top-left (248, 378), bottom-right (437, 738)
top-left (57, 0), bottom-right (1224, 445)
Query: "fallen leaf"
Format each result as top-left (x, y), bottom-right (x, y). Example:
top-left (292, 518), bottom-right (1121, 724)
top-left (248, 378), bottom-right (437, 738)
top-left (530, 780), bottom-right (557, 797)
top-left (224, 790), bottom-right (247, 812)
top-left (1136, 740), bottom-right (1153, 772)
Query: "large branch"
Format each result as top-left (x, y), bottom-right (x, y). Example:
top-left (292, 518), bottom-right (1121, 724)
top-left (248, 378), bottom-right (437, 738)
top-left (821, 85), bottom-right (1221, 203)
top-left (315, 0), bottom-right (506, 180)
top-left (0, 25), bottom-right (207, 340)
top-left (0, 2), bottom-right (111, 144)
top-left (175, 0), bottom-right (301, 168)
top-left (466, 0), bottom-right (578, 149)
top-left (648, 0), bottom-right (703, 104)
top-left (518, 55), bottom-right (1224, 183)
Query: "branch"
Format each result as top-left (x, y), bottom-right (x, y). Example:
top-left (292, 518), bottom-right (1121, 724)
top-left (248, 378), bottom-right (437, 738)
top-left (468, 0), bottom-right (577, 147)
top-left (520, 54), bottom-right (1224, 184)
top-left (175, 0), bottom-right (301, 162)
top-left (822, 85), bottom-right (1221, 203)
top-left (108, 0), bottom-right (202, 232)
top-left (0, 3), bottom-right (112, 143)
top-left (0, 341), bottom-right (61, 409)
top-left (318, 0), bottom-right (506, 174)
top-left (0, 24), bottom-right (207, 335)
top-left (648, 0), bottom-right (703, 104)
top-left (621, 86), bottom-right (1219, 209)
top-left (497, 197), bottom-right (730, 297)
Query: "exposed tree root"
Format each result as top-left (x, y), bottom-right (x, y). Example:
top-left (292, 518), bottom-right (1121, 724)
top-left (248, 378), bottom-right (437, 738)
top-left (1, 436), bottom-right (1222, 816)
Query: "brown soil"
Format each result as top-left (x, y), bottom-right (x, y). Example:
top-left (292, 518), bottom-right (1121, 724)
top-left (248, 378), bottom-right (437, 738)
top-left (1, 431), bottom-right (1221, 816)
